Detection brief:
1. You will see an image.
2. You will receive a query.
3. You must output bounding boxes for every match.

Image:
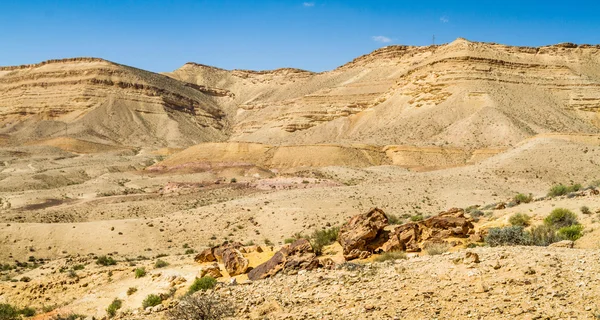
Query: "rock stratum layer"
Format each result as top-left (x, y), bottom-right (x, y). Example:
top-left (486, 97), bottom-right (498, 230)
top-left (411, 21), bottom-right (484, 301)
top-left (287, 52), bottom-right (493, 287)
top-left (2, 39), bottom-right (600, 154)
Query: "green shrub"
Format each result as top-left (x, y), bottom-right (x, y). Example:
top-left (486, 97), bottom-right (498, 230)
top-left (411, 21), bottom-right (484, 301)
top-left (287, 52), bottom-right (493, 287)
top-left (284, 238), bottom-right (295, 244)
top-left (374, 251), bottom-right (407, 262)
top-left (127, 287), bottom-right (137, 296)
top-left (410, 214), bottom-right (424, 222)
top-left (166, 292), bottom-right (234, 320)
top-left (558, 224), bottom-right (584, 241)
top-left (485, 226), bottom-right (532, 247)
top-left (0, 303), bottom-right (19, 320)
top-left (581, 206), bottom-right (592, 215)
top-left (229, 178), bottom-right (237, 183)
top-left (20, 307), bottom-right (36, 317)
top-left (548, 183), bottom-right (582, 197)
top-left (49, 314), bottom-right (87, 320)
top-left (142, 294), bottom-right (162, 308)
top-left (96, 256), bottom-right (117, 266)
top-left (544, 208), bottom-right (578, 228)
top-left (530, 224), bottom-right (562, 246)
top-left (513, 193), bottom-right (533, 204)
top-left (154, 259), bottom-right (169, 268)
top-left (134, 267), bottom-right (146, 278)
top-left (72, 264), bottom-right (85, 271)
top-left (106, 298), bottom-right (122, 318)
top-left (310, 227), bottom-right (339, 256)
top-left (386, 214), bottom-right (403, 225)
top-left (188, 276), bottom-right (217, 294)
top-left (424, 242), bottom-right (450, 255)
top-left (508, 213), bottom-right (531, 227)
top-left (184, 249), bottom-right (195, 254)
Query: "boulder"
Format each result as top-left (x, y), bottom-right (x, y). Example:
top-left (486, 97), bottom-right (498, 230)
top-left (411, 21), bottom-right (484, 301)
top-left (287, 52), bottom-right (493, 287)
top-left (199, 263), bottom-right (223, 278)
top-left (248, 239), bottom-right (318, 281)
top-left (338, 208), bottom-right (389, 259)
top-left (549, 240), bottom-right (574, 248)
top-left (464, 252), bottom-right (480, 264)
top-left (194, 248), bottom-right (216, 263)
top-left (222, 248), bottom-right (249, 276)
top-left (213, 242), bottom-right (244, 261)
top-left (379, 208), bottom-right (474, 253)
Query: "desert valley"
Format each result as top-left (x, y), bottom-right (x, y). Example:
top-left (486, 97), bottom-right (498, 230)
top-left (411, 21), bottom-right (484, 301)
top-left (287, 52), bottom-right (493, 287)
top-left (0, 38), bottom-right (600, 319)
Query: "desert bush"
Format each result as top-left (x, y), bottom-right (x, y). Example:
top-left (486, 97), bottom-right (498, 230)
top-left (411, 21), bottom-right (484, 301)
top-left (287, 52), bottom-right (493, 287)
top-left (127, 287), bottom-right (138, 296)
top-left (229, 178), bottom-right (237, 183)
top-left (50, 314), bottom-right (86, 320)
top-left (142, 294), bottom-right (162, 308)
top-left (263, 239), bottom-right (273, 246)
top-left (410, 214), bottom-right (424, 222)
top-left (185, 249), bottom-right (196, 254)
top-left (154, 259), bottom-right (169, 268)
top-left (310, 227), bottom-right (339, 256)
top-left (106, 298), bottom-right (122, 318)
top-left (167, 292), bottom-right (234, 320)
top-left (72, 264), bottom-right (85, 271)
top-left (544, 208), bottom-right (578, 228)
top-left (0, 303), bottom-right (19, 320)
top-left (558, 224), bottom-right (584, 241)
top-left (96, 256), bottom-right (117, 266)
top-left (508, 213), bottom-right (531, 227)
top-left (530, 224), bottom-right (562, 246)
top-left (548, 183), bottom-right (582, 197)
top-left (134, 267), bottom-right (146, 278)
top-left (513, 193), bottom-right (533, 204)
top-left (386, 213), bottom-right (403, 225)
top-left (284, 238), bottom-right (295, 244)
top-left (19, 307), bottom-right (36, 317)
top-left (188, 276), bottom-right (217, 295)
top-left (424, 242), bottom-right (450, 255)
top-left (485, 226), bottom-right (532, 247)
top-left (581, 206), bottom-right (592, 215)
top-left (374, 251), bottom-right (407, 262)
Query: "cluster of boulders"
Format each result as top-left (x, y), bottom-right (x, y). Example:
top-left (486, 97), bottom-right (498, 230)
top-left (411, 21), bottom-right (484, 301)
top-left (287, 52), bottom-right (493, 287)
top-left (195, 207), bottom-right (477, 280)
top-left (339, 207), bottom-right (476, 260)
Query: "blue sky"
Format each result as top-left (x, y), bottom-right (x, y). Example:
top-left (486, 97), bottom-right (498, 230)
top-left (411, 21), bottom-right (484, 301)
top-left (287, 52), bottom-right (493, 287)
top-left (1, 1), bottom-right (599, 72)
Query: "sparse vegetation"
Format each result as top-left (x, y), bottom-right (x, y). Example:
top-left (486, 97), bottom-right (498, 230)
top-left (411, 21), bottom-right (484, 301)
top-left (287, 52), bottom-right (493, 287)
top-left (513, 193), bottom-right (533, 204)
top-left (96, 256), bottom-right (117, 266)
top-left (485, 226), bottom-right (532, 246)
top-left (188, 276), bottom-right (217, 294)
top-left (0, 303), bottom-right (19, 320)
top-left (134, 267), bottom-right (147, 278)
top-left (167, 292), bottom-right (234, 320)
top-left (558, 224), bottom-right (584, 241)
top-left (229, 178), bottom-right (237, 183)
top-left (127, 287), bottom-right (138, 296)
top-left (142, 294), bottom-right (163, 308)
top-left (284, 238), bottom-right (296, 244)
top-left (544, 208), bottom-right (579, 228)
top-left (386, 213), bottom-right (403, 225)
top-left (374, 251), bottom-right (407, 262)
top-left (185, 249), bottom-right (196, 254)
top-left (547, 183), bottom-right (582, 197)
top-left (154, 259), bottom-right (169, 268)
top-left (310, 227), bottom-right (339, 255)
top-left (410, 214), bottom-right (424, 222)
top-left (106, 298), bottom-right (122, 318)
top-left (509, 213), bottom-right (531, 227)
top-left (424, 242), bottom-right (450, 255)
top-left (581, 206), bottom-right (592, 215)
top-left (530, 224), bottom-right (563, 246)
top-left (50, 314), bottom-right (87, 320)
top-left (19, 307), bottom-right (36, 317)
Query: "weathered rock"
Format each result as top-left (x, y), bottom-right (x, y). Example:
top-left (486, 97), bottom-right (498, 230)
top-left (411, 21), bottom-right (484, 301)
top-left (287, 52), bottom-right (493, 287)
top-left (214, 242), bottom-right (244, 261)
top-left (222, 248), bottom-right (249, 276)
top-left (194, 248), bottom-right (216, 263)
top-left (464, 252), bottom-right (480, 264)
top-left (549, 240), bottom-right (575, 248)
top-left (248, 239), bottom-right (318, 281)
top-left (199, 263), bottom-right (223, 278)
top-left (379, 208), bottom-right (474, 253)
top-left (339, 208), bottom-right (389, 259)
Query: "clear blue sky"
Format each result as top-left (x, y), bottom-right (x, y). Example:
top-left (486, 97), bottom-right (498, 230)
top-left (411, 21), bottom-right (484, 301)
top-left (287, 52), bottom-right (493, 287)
top-left (1, 0), bottom-right (599, 72)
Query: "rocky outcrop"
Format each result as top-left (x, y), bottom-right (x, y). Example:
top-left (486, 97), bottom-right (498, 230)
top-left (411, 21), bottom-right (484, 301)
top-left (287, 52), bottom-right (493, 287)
top-left (199, 263), bottom-right (223, 278)
top-left (222, 248), bottom-right (249, 276)
top-left (338, 208), bottom-right (389, 260)
top-left (194, 248), bottom-right (216, 263)
top-left (248, 239), bottom-right (318, 281)
top-left (380, 208), bottom-right (474, 253)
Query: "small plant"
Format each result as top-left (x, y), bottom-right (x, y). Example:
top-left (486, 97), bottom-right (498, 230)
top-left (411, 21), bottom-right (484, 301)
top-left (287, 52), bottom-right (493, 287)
top-left (154, 259), bottom-right (169, 268)
top-left (581, 206), bottom-right (592, 215)
top-left (558, 224), bottom-right (584, 241)
top-left (127, 287), bottom-right (138, 296)
top-left (410, 214), bottom-right (424, 222)
top-left (544, 208), bottom-right (578, 228)
top-left (229, 178), bottom-right (237, 183)
top-left (548, 183), bottom-right (582, 197)
top-left (19, 306), bottom-right (36, 317)
top-left (50, 314), bottom-right (87, 320)
top-left (513, 193), bottom-right (533, 204)
top-left (509, 213), bottom-right (531, 227)
top-left (263, 238), bottom-right (273, 246)
top-left (142, 294), bottom-right (162, 308)
top-left (0, 303), bottom-right (19, 320)
top-left (485, 226), bottom-right (532, 247)
top-left (72, 264), bottom-right (85, 271)
top-left (374, 251), bottom-right (407, 262)
top-left (96, 256), bottom-right (117, 266)
top-left (166, 291), bottom-right (234, 320)
top-left (530, 224), bottom-right (562, 246)
top-left (386, 214), bottom-right (403, 225)
top-left (184, 249), bottom-right (196, 254)
top-left (284, 238), bottom-right (296, 244)
top-left (188, 276), bottom-right (217, 294)
top-left (106, 298), bottom-right (122, 318)
top-left (424, 242), bottom-right (450, 255)
top-left (134, 267), bottom-right (147, 278)
top-left (310, 227), bottom-right (339, 255)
